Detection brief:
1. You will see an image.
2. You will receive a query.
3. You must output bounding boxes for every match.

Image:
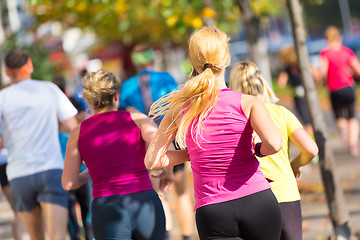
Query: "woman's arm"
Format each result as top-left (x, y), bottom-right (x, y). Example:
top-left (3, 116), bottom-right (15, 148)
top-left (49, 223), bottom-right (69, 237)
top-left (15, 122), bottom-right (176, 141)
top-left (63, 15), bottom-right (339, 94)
top-left (129, 109), bottom-right (176, 190)
top-left (244, 96), bottom-right (282, 156)
top-left (277, 71), bottom-right (288, 88)
top-left (145, 109), bottom-right (189, 170)
top-left (319, 56), bottom-right (329, 83)
top-left (62, 125), bottom-right (90, 191)
top-left (289, 128), bottom-right (319, 179)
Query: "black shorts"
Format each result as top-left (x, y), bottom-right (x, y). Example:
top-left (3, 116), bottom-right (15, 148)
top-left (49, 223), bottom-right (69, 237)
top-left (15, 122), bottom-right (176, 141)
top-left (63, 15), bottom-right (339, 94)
top-left (195, 189), bottom-right (281, 240)
top-left (330, 86), bottom-right (356, 119)
top-left (0, 163), bottom-right (9, 187)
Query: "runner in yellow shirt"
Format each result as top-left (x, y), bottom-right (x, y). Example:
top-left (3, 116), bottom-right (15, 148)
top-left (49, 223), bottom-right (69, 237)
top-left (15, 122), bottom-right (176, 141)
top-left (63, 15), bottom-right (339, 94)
top-left (230, 61), bottom-right (319, 240)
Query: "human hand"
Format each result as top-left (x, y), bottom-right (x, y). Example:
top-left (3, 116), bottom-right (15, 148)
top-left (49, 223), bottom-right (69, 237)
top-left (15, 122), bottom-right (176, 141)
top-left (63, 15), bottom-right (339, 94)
top-left (151, 167), bottom-right (174, 192)
top-left (252, 135), bottom-right (261, 151)
top-left (292, 166), bottom-right (302, 180)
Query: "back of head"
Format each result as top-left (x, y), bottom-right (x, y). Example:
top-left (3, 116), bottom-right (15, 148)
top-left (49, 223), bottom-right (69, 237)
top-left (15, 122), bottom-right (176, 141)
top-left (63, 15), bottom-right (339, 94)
top-left (82, 70), bottom-right (121, 110)
top-left (131, 44), bottom-right (155, 68)
top-left (149, 27), bottom-right (231, 149)
top-left (189, 27), bottom-right (230, 73)
top-left (229, 61), bottom-right (278, 103)
top-left (278, 46), bottom-right (297, 67)
top-left (325, 26), bottom-right (341, 44)
top-left (5, 49), bottom-right (29, 69)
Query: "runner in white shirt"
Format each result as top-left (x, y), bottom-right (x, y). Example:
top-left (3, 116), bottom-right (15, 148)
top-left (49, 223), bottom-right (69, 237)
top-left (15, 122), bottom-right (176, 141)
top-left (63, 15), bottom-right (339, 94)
top-left (1, 49), bottom-right (78, 240)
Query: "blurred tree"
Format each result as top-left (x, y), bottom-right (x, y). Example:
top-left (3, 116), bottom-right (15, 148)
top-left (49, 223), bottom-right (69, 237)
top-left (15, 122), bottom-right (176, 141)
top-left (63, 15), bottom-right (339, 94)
top-left (0, 0), bottom-right (56, 83)
top-left (28, 0), bottom-right (240, 46)
top-left (237, 0), bottom-right (271, 86)
top-left (28, 0), bottom-right (289, 84)
top-left (303, 0), bottom-right (360, 36)
top-left (287, 0), bottom-right (352, 238)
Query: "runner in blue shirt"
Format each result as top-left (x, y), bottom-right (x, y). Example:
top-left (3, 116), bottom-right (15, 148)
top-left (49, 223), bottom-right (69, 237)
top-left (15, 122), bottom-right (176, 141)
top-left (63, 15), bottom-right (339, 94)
top-left (120, 44), bottom-right (194, 240)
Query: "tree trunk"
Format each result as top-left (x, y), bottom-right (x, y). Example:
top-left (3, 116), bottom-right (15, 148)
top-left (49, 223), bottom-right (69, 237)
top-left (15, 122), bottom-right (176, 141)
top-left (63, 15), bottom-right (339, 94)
top-left (286, 0), bottom-right (351, 238)
top-left (236, 0), bottom-right (272, 87)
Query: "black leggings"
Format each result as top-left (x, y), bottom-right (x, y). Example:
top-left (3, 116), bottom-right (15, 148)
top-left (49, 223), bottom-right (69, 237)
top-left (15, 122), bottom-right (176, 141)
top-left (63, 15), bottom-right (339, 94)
top-left (279, 200), bottom-right (302, 240)
top-left (68, 183), bottom-right (93, 240)
top-left (330, 86), bottom-right (356, 119)
top-left (91, 190), bottom-right (165, 240)
top-left (195, 189), bottom-right (281, 240)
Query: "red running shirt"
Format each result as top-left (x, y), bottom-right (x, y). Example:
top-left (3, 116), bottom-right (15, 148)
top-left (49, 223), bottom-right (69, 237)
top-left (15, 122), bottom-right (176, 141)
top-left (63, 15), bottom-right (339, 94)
top-left (320, 45), bottom-right (356, 92)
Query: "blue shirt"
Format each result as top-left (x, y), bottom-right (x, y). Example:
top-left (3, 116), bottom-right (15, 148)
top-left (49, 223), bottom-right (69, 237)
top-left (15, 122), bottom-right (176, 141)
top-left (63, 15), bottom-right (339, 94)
top-left (73, 85), bottom-right (90, 113)
top-left (59, 132), bottom-right (87, 172)
top-left (120, 69), bottom-right (178, 114)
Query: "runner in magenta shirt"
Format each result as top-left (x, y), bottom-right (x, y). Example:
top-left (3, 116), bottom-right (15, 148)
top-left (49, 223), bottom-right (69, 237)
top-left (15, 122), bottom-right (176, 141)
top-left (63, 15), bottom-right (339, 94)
top-left (62, 70), bottom-right (171, 240)
top-left (186, 89), bottom-right (271, 210)
top-left (320, 45), bottom-right (356, 92)
top-left (319, 26), bottom-right (360, 157)
top-left (145, 27), bottom-right (283, 240)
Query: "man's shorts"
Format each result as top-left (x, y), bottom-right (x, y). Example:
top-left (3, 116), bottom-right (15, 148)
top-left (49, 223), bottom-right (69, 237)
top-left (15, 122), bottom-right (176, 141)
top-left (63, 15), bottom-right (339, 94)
top-left (9, 169), bottom-right (68, 212)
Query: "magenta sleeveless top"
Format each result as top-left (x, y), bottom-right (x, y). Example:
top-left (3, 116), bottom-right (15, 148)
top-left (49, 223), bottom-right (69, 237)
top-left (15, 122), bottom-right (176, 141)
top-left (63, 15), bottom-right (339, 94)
top-left (78, 111), bottom-right (153, 199)
top-left (186, 89), bottom-right (271, 209)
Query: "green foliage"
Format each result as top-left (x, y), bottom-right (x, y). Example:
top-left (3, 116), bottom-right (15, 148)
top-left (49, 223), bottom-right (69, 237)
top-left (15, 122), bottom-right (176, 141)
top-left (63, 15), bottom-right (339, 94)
top-left (28, 0), bottom-right (242, 46)
top-left (4, 35), bottom-right (56, 81)
top-left (28, 0), bottom-right (288, 49)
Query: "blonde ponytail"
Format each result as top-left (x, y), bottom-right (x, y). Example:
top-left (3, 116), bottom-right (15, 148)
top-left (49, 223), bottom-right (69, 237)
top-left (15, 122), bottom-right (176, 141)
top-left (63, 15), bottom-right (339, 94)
top-left (149, 27), bottom-right (230, 149)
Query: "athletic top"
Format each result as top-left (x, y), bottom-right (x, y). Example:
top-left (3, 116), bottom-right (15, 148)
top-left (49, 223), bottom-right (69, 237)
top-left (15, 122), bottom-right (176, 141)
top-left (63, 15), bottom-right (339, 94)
top-left (319, 45), bottom-right (356, 92)
top-left (120, 69), bottom-right (178, 114)
top-left (259, 104), bottom-right (303, 203)
top-left (78, 110), bottom-right (153, 200)
top-left (0, 79), bottom-right (77, 180)
top-left (186, 89), bottom-right (271, 210)
top-left (73, 85), bottom-right (89, 112)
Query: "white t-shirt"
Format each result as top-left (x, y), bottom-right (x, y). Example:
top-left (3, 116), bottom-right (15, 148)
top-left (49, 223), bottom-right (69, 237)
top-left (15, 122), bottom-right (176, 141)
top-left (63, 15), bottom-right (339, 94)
top-left (0, 79), bottom-right (77, 180)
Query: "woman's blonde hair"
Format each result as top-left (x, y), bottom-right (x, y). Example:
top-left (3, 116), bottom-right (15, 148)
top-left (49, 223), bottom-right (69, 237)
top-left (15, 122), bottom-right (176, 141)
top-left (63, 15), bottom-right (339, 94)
top-left (149, 27), bottom-right (231, 149)
top-left (325, 26), bottom-right (341, 44)
top-left (229, 61), bottom-right (278, 104)
top-left (82, 69), bottom-right (121, 110)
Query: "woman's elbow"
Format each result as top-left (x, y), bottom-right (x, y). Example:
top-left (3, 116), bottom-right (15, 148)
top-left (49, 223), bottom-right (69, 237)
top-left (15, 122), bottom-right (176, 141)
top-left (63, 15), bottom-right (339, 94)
top-left (61, 176), bottom-right (74, 191)
top-left (272, 138), bottom-right (283, 153)
top-left (306, 144), bottom-right (319, 158)
top-left (144, 161), bottom-right (154, 170)
top-left (62, 181), bottom-right (72, 191)
top-left (144, 154), bottom-right (156, 170)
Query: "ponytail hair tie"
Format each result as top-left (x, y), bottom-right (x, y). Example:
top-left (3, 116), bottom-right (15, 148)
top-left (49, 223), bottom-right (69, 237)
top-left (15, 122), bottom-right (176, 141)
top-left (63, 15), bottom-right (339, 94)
top-left (203, 63), bottom-right (213, 70)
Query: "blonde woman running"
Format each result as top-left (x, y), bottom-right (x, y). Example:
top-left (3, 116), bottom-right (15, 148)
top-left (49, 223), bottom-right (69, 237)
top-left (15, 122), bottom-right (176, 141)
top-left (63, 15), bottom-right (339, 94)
top-left (230, 61), bottom-right (319, 240)
top-left (62, 70), bottom-right (169, 240)
top-left (145, 27), bottom-right (283, 240)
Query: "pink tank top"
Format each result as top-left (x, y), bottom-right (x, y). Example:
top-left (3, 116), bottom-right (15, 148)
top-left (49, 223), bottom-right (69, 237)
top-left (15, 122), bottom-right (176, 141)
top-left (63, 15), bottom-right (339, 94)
top-left (320, 45), bottom-right (356, 91)
top-left (186, 89), bottom-right (270, 209)
top-left (78, 111), bottom-right (153, 199)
